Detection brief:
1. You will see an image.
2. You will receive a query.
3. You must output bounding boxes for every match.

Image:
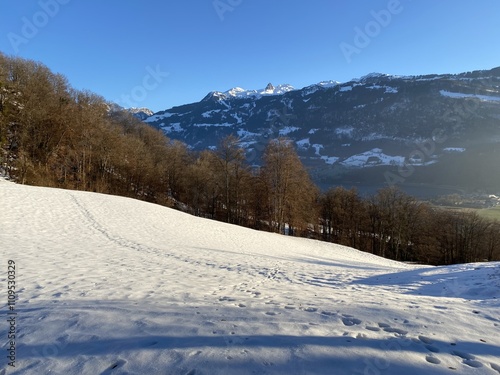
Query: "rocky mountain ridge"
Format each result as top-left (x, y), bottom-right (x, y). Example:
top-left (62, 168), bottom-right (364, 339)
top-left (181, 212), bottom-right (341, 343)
top-left (142, 67), bottom-right (500, 194)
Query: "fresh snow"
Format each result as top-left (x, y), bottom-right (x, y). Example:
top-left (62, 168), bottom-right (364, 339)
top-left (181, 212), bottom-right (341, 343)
top-left (341, 148), bottom-right (405, 167)
top-left (339, 86), bottom-right (353, 92)
top-left (444, 147), bottom-right (466, 153)
top-left (161, 122), bottom-right (183, 133)
top-left (296, 138), bottom-right (310, 149)
top-left (278, 126), bottom-right (300, 136)
top-left (440, 90), bottom-right (500, 102)
top-left (317, 80), bottom-right (341, 88)
top-left (1, 179), bottom-right (500, 374)
top-left (366, 85), bottom-right (398, 94)
top-left (312, 144), bottom-right (324, 156)
top-left (335, 127), bottom-right (355, 137)
top-left (357, 72), bottom-right (392, 82)
top-left (201, 110), bottom-right (222, 118)
top-left (144, 112), bottom-right (174, 122)
top-left (321, 156), bottom-right (339, 165)
top-left (193, 122), bottom-right (233, 128)
top-left (222, 84), bottom-right (295, 99)
top-left (127, 107), bottom-right (154, 116)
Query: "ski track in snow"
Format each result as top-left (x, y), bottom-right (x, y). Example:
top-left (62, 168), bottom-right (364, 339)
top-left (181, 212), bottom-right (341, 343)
top-left (1, 179), bottom-right (499, 374)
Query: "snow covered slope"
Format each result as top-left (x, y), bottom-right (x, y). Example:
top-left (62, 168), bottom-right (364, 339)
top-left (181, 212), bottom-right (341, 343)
top-left (1, 179), bottom-right (499, 374)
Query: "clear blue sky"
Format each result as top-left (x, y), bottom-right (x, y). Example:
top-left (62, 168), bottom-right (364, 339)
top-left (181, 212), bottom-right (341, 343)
top-left (1, 0), bottom-right (499, 112)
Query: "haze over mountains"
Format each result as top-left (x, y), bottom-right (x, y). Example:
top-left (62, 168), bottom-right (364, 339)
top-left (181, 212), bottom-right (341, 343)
top-left (138, 67), bottom-right (500, 195)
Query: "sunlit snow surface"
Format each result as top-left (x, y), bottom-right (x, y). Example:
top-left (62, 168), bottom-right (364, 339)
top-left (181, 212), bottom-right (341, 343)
top-left (1, 179), bottom-right (499, 374)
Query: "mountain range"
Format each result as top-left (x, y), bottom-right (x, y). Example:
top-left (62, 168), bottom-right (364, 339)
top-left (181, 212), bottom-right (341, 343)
top-left (138, 67), bottom-right (500, 196)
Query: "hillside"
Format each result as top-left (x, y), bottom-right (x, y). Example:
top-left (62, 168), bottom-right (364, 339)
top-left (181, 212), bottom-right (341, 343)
top-left (144, 68), bottom-right (500, 194)
top-left (1, 179), bottom-right (499, 374)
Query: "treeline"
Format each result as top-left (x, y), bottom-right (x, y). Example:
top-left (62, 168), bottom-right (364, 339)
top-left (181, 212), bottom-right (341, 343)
top-left (319, 187), bottom-right (500, 264)
top-left (1, 53), bottom-right (499, 265)
top-left (0, 53), bottom-right (317, 233)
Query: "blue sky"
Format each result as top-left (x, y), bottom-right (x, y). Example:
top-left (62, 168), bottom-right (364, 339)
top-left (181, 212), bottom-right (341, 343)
top-left (1, 0), bottom-right (500, 112)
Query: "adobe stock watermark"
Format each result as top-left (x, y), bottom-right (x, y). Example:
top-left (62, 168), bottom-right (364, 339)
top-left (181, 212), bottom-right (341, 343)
top-left (213, 0), bottom-right (243, 21)
top-left (7, 0), bottom-right (72, 54)
top-left (340, 0), bottom-right (403, 63)
top-left (384, 75), bottom-right (497, 187)
top-left (384, 128), bottom-right (448, 186)
top-left (246, 105), bottom-right (297, 168)
top-left (363, 336), bottom-right (413, 375)
top-left (116, 65), bottom-right (169, 108)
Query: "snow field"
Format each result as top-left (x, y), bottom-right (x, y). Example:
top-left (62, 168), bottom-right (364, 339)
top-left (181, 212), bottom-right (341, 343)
top-left (0, 179), bottom-right (499, 374)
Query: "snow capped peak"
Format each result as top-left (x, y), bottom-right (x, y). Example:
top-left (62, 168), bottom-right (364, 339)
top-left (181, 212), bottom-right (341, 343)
top-left (201, 91), bottom-right (228, 102)
top-left (356, 72), bottom-right (392, 82)
top-left (106, 103), bottom-right (154, 120)
top-left (317, 80), bottom-right (340, 88)
top-left (225, 87), bottom-right (247, 96)
top-left (266, 83), bottom-right (295, 95)
top-left (127, 107), bottom-right (154, 116)
top-left (264, 82), bottom-right (275, 92)
top-left (211, 83), bottom-right (296, 100)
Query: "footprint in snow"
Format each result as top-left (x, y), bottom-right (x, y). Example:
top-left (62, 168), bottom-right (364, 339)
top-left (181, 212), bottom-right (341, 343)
top-left (490, 362), bottom-right (500, 374)
top-left (425, 344), bottom-right (440, 353)
top-left (464, 360), bottom-right (483, 368)
top-left (376, 322), bottom-right (407, 335)
top-left (426, 355), bottom-right (441, 365)
top-left (321, 311), bottom-right (336, 316)
top-left (303, 307), bottom-right (318, 313)
top-left (383, 327), bottom-right (408, 335)
top-left (418, 335), bottom-right (433, 344)
top-left (451, 350), bottom-right (475, 360)
top-left (451, 350), bottom-right (484, 368)
top-left (434, 306), bottom-right (448, 310)
top-left (218, 296), bottom-right (236, 302)
top-left (342, 317), bottom-right (362, 326)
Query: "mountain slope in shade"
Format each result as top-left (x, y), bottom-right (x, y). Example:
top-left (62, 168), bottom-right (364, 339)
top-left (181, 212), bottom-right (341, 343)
top-left (1, 178), bottom-right (499, 374)
top-left (144, 67), bottom-right (500, 193)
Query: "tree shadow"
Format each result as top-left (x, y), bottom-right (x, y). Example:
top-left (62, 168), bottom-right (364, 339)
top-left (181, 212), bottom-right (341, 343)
top-left (351, 262), bottom-right (500, 301)
top-left (7, 299), bottom-right (500, 374)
